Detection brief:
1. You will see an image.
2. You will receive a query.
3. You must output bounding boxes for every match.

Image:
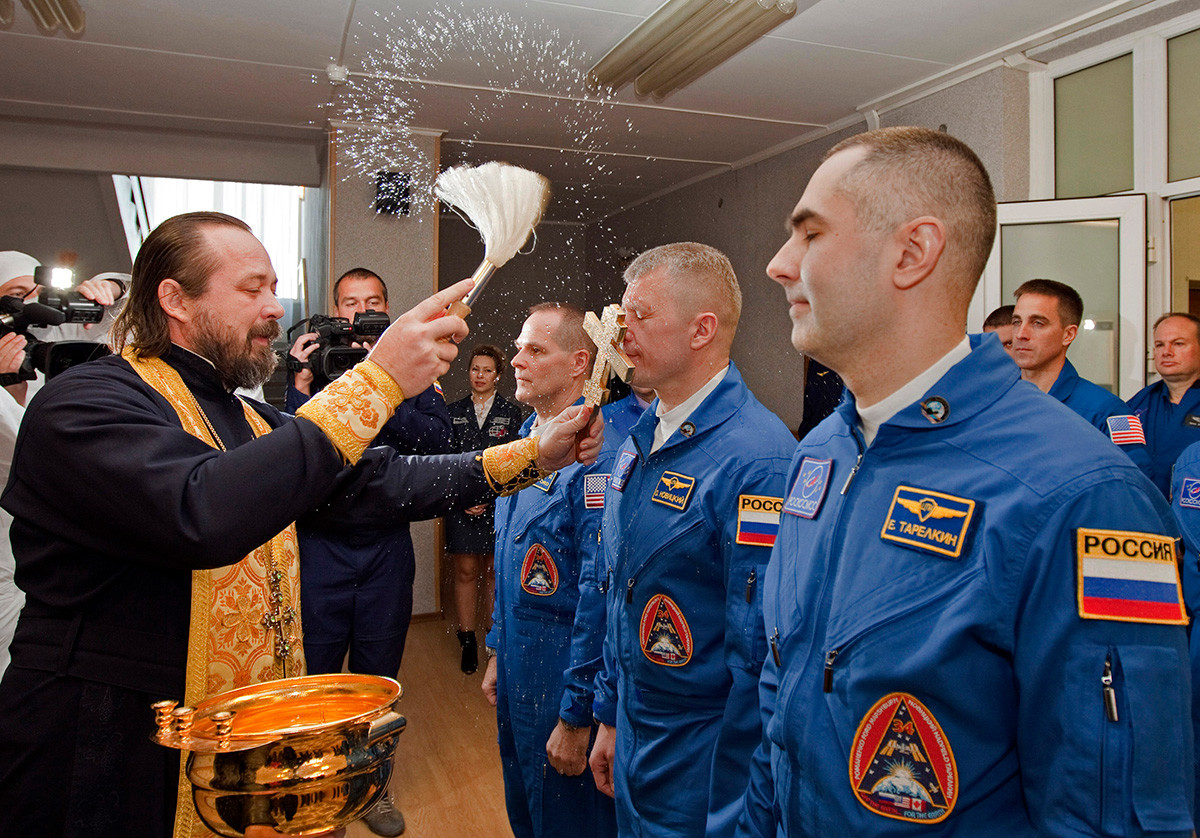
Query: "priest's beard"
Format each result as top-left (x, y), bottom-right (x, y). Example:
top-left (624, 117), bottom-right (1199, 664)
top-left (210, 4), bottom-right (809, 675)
top-left (190, 312), bottom-right (280, 391)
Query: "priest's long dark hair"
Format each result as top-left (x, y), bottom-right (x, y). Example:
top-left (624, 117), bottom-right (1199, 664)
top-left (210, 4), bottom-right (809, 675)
top-left (111, 211), bottom-right (251, 358)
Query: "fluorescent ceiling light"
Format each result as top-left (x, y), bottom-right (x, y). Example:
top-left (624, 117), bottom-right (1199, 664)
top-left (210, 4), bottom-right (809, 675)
top-left (589, 0), bottom-right (800, 99)
top-left (19, 0), bottom-right (85, 35)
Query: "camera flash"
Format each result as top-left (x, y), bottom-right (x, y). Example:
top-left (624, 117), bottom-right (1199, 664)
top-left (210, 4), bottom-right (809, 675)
top-left (50, 268), bottom-right (74, 289)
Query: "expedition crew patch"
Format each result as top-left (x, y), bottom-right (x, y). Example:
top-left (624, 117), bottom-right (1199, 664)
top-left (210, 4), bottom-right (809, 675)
top-left (611, 449), bottom-right (637, 492)
top-left (881, 486), bottom-right (975, 559)
top-left (850, 693), bottom-right (958, 824)
top-left (521, 544), bottom-right (559, 596)
top-left (639, 594), bottom-right (692, 666)
top-left (1076, 528), bottom-right (1186, 624)
top-left (736, 494), bottom-right (782, 546)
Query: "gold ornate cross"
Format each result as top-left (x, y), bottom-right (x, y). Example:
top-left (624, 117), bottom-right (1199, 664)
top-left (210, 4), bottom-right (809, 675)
top-left (261, 568), bottom-right (298, 677)
top-left (582, 304), bottom-right (634, 409)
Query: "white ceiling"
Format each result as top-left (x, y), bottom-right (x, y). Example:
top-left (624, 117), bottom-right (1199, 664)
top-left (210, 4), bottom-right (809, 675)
top-left (0, 0), bottom-right (1155, 222)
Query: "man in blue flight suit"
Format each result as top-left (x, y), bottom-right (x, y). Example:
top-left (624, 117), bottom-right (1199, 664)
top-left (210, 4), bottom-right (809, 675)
top-left (286, 267), bottom-right (450, 837)
top-left (587, 243), bottom-right (795, 836)
top-left (480, 302), bottom-right (617, 838)
top-left (1168, 441), bottom-right (1200, 822)
top-left (1129, 312), bottom-right (1200, 498)
top-left (1010, 278), bottom-right (1152, 478)
top-left (739, 126), bottom-right (1192, 836)
top-left (603, 383), bottom-right (653, 443)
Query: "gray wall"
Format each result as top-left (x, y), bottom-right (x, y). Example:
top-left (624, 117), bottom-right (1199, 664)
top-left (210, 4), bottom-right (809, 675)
top-left (437, 215), bottom-right (590, 409)
top-left (1, 166), bottom-right (133, 279)
top-left (585, 66), bottom-right (1032, 429)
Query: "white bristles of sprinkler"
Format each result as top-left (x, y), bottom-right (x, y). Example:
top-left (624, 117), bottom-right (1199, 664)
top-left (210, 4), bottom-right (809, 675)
top-left (435, 162), bottom-right (551, 317)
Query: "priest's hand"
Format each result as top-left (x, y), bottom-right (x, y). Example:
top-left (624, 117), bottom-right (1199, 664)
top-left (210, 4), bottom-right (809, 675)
top-left (367, 278), bottom-right (473, 398)
top-left (589, 722), bottom-right (617, 798)
top-left (546, 719), bottom-right (590, 776)
top-left (535, 405), bottom-right (603, 471)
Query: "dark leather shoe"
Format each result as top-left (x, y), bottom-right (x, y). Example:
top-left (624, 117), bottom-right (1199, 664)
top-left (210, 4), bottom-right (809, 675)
top-left (458, 629), bottom-right (478, 674)
top-left (363, 792), bottom-right (406, 836)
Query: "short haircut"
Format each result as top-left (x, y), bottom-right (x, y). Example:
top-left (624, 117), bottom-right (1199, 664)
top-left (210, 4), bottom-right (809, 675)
top-left (983, 305), bottom-right (1015, 330)
top-left (528, 301), bottom-right (595, 360)
top-left (470, 344), bottom-right (504, 377)
top-left (824, 126), bottom-right (997, 295)
top-left (1153, 312), bottom-right (1200, 342)
top-left (112, 211), bottom-right (251, 357)
top-left (1013, 278), bottom-right (1083, 328)
top-left (623, 242), bottom-right (741, 333)
top-left (333, 268), bottom-right (387, 305)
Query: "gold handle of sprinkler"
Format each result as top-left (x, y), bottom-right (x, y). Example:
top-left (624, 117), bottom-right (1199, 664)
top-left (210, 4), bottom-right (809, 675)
top-left (443, 259), bottom-right (496, 321)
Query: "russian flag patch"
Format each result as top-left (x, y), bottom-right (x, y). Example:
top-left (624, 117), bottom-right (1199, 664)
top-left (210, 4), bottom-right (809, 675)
top-left (1077, 528), bottom-right (1187, 625)
top-left (736, 494), bottom-right (783, 547)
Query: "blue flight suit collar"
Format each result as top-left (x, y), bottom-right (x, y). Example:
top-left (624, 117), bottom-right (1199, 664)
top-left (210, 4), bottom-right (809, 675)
top-left (1047, 357), bottom-right (1082, 403)
top-left (832, 333), bottom-right (1019, 438)
top-left (626, 361), bottom-right (748, 459)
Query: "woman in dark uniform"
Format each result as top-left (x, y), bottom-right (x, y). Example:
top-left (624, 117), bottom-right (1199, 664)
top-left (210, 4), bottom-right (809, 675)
top-left (445, 345), bottom-right (523, 673)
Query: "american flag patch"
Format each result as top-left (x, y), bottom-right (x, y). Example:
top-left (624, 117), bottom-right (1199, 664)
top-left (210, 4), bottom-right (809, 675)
top-left (1106, 414), bottom-right (1145, 446)
top-left (736, 495), bottom-right (783, 547)
top-left (1077, 528), bottom-right (1186, 625)
top-left (584, 473), bottom-right (610, 509)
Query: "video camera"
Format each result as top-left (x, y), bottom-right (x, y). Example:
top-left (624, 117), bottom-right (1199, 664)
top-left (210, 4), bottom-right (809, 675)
top-left (0, 295), bottom-right (111, 383)
top-left (287, 310), bottom-right (390, 382)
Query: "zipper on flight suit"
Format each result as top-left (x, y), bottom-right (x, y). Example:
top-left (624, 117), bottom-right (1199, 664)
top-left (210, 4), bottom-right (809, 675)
top-left (745, 569), bottom-right (756, 603)
top-left (1102, 655), bottom-right (1119, 722)
top-left (840, 430), bottom-right (865, 495)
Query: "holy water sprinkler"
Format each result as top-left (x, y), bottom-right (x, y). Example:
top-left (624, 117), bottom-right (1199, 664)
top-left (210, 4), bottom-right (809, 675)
top-left (435, 162), bottom-right (551, 318)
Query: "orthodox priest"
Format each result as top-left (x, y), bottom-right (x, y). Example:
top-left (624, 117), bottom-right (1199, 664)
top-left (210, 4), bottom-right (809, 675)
top-left (0, 211), bottom-right (600, 838)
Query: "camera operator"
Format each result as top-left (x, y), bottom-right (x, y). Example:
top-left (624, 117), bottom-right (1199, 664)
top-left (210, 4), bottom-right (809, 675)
top-left (284, 267), bottom-right (449, 838)
top-left (0, 250), bottom-right (125, 406)
top-left (0, 251), bottom-right (125, 680)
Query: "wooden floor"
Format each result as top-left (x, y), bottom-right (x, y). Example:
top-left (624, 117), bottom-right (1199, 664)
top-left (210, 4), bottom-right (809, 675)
top-left (345, 617), bottom-right (515, 838)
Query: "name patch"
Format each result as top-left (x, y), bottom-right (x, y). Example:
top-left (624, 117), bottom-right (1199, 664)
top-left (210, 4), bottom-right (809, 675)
top-left (783, 457), bottom-right (832, 519)
top-left (533, 472), bottom-right (558, 493)
top-left (1180, 478), bottom-right (1200, 510)
top-left (521, 544), bottom-right (559, 596)
top-left (1185, 413), bottom-right (1200, 429)
top-left (850, 693), bottom-right (957, 824)
top-left (583, 473), bottom-right (610, 509)
top-left (881, 486), bottom-right (975, 559)
top-left (639, 594), bottom-right (692, 666)
top-left (652, 471), bottom-right (696, 511)
top-left (1077, 528), bottom-right (1186, 625)
top-left (737, 494), bottom-right (782, 547)
top-left (611, 449), bottom-right (637, 493)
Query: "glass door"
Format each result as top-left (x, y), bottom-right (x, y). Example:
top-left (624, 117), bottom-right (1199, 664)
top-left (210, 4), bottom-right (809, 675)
top-left (975, 194), bottom-right (1147, 398)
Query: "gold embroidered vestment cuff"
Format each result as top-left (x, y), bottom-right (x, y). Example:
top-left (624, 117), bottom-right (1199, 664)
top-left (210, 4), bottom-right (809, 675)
top-left (296, 360), bottom-right (404, 464)
top-left (482, 437), bottom-right (548, 495)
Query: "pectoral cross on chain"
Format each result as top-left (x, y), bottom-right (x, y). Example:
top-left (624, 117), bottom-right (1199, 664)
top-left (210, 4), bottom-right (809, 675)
top-left (582, 304), bottom-right (635, 409)
top-left (261, 568), bottom-right (298, 677)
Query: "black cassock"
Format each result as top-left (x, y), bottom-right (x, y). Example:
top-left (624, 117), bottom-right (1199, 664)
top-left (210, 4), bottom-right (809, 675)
top-left (0, 346), bottom-right (494, 837)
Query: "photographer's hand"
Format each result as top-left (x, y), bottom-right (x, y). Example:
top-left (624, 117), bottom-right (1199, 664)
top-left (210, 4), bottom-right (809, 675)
top-left (74, 277), bottom-right (123, 329)
top-left (0, 333), bottom-right (28, 406)
top-left (367, 279), bottom-right (473, 398)
top-left (289, 332), bottom-right (319, 396)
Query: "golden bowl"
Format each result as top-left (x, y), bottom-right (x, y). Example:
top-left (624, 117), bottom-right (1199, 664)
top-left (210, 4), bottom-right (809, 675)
top-left (152, 673), bottom-right (406, 837)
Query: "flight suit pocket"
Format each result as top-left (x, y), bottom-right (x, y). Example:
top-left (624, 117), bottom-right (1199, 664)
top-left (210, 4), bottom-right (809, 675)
top-left (1118, 645), bottom-right (1193, 832)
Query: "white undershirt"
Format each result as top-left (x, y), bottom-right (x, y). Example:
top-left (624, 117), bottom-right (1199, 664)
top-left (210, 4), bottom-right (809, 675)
top-left (473, 393), bottom-right (494, 428)
top-left (857, 337), bottom-right (971, 447)
top-left (652, 366), bottom-right (729, 453)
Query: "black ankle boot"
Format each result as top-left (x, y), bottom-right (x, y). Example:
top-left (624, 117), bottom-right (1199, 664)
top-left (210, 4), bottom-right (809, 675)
top-left (457, 630), bottom-right (478, 674)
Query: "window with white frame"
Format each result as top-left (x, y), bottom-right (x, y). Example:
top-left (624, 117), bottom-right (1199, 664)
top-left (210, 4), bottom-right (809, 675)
top-left (114, 175), bottom-right (305, 300)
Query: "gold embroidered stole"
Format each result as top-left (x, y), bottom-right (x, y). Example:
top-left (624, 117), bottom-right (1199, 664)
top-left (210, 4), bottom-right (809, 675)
top-left (121, 350), bottom-right (305, 838)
